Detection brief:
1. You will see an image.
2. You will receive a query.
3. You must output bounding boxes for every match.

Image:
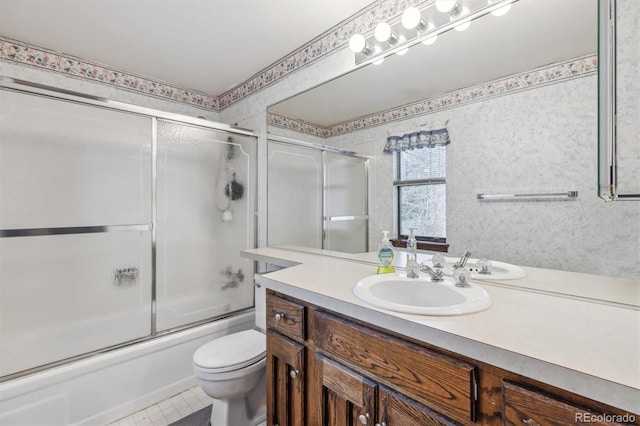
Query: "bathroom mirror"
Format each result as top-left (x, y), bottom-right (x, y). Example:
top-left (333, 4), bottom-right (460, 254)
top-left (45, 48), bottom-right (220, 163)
top-left (265, 0), bottom-right (640, 304)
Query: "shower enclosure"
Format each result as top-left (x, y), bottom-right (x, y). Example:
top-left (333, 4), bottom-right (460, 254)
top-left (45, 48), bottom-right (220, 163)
top-left (267, 136), bottom-right (369, 253)
top-left (0, 78), bottom-right (257, 381)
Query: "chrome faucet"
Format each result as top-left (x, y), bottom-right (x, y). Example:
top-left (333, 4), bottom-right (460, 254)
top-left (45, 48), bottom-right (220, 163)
top-left (453, 251), bottom-right (471, 269)
top-left (419, 261), bottom-right (444, 282)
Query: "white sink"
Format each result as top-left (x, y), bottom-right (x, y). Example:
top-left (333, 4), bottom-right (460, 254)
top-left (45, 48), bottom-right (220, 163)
top-left (444, 258), bottom-right (527, 280)
top-left (353, 274), bottom-right (492, 316)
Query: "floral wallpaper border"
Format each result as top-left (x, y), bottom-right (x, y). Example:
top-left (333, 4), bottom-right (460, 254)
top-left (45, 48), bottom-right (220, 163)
top-left (0, 37), bottom-right (219, 110)
top-left (0, 0), bottom-right (425, 111)
top-left (268, 54), bottom-right (598, 138)
top-left (216, 0), bottom-right (424, 109)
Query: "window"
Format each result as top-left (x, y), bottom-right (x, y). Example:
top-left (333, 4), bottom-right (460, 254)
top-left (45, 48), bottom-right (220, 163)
top-left (395, 145), bottom-right (446, 242)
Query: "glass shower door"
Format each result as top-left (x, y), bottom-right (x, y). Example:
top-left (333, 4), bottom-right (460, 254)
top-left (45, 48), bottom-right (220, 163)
top-left (266, 139), bottom-right (368, 253)
top-left (323, 152), bottom-right (369, 253)
top-left (0, 89), bottom-right (153, 378)
top-left (155, 121), bottom-right (256, 331)
top-left (267, 141), bottom-right (323, 249)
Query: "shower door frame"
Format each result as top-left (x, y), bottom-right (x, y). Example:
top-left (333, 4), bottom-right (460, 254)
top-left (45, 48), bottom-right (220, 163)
top-left (0, 76), bottom-right (258, 382)
top-left (266, 133), bottom-right (370, 253)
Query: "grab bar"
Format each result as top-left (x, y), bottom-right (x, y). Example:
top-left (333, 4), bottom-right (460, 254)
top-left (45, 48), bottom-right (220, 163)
top-left (324, 215), bottom-right (369, 221)
top-left (477, 191), bottom-right (578, 200)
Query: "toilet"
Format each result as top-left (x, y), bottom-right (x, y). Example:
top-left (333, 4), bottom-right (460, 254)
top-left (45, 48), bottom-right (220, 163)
top-left (192, 281), bottom-right (267, 426)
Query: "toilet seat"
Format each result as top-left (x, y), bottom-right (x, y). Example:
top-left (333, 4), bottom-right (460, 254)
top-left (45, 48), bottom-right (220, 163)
top-left (193, 329), bottom-right (265, 373)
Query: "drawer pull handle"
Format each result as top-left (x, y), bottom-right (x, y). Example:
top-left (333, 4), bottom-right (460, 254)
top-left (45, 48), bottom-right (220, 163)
top-left (289, 369), bottom-right (300, 379)
top-left (358, 413), bottom-right (370, 425)
top-left (272, 310), bottom-right (298, 325)
top-left (523, 419), bottom-right (540, 426)
top-left (375, 396), bottom-right (388, 426)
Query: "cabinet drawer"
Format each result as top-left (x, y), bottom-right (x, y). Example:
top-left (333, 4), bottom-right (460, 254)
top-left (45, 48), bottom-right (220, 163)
top-left (266, 293), bottom-right (305, 340)
top-left (313, 311), bottom-right (476, 424)
top-left (503, 381), bottom-right (628, 426)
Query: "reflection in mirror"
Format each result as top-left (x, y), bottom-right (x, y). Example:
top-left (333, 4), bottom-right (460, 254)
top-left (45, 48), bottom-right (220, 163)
top-left (598, 0), bottom-right (640, 200)
top-left (266, 0), bottom-right (639, 302)
top-left (266, 137), bottom-right (370, 254)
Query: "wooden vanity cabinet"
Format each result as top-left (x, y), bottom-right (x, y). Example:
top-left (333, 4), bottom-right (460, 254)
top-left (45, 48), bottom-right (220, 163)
top-left (265, 290), bottom-right (638, 426)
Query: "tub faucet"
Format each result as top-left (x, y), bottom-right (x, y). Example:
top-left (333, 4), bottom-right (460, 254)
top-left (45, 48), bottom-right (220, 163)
top-left (419, 261), bottom-right (444, 282)
top-left (453, 251), bottom-right (471, 269)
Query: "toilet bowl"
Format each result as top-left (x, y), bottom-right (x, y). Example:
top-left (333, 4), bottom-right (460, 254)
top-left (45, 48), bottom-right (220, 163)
top-left (192, 278), bottom-right (267, 426)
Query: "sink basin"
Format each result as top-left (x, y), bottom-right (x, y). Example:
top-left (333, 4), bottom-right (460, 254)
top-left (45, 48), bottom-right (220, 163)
top-left (443, 258), bottom-right (526, 280)
top-left (353, 274), bottom-right (492, 316)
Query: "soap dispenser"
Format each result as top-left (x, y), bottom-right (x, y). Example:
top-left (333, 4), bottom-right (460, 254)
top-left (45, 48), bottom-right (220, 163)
top-left (377, 231), bottom-right (395, 274)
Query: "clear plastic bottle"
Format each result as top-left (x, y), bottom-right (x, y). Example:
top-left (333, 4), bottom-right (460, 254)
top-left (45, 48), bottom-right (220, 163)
top-left (406, 228), bottom-right (419, 278)
top-left (407, 228), bottom-right (417, 262)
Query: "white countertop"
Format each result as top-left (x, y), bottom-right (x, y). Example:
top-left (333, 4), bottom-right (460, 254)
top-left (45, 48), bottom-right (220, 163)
top-left (242, 246), bottom-right (640, 414)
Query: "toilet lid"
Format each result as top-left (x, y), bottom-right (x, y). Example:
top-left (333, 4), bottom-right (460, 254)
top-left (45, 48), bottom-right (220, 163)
top-left (193, 329), bottom-right (265, 372)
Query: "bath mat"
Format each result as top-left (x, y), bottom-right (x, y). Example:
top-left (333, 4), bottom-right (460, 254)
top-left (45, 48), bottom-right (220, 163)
top-left (169, 404), bottom-right (211, 426)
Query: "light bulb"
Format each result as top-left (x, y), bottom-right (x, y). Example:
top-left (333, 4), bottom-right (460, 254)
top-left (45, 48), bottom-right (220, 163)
top-left (396, 36), bottom-right (408, 56)
top-left (453, 7), bottom-right (471, 31)
top-left (435, 0), bottom-right (458, 13)
top-left (489, 0), bottom-right (511, 16)
top-left (349, 34), bottom-right (366, 53)
top-left (421, 22), bottom-right (437, 45)
top-left (402, 7), bottom-right (422, 29)
top-left (374, 22), bottom-right (392, 42)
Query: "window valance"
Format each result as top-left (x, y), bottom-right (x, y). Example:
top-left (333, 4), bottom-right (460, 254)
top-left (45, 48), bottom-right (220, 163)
top-left (383, 125), bottom-right (450, 153)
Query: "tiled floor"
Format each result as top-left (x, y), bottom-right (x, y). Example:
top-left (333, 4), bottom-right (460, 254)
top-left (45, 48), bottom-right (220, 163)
top-left (109, 386), bottom-right (213, 426)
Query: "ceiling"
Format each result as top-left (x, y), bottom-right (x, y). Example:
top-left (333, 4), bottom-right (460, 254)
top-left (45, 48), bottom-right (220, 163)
top-left (0, 0), bottom-right (375, 96)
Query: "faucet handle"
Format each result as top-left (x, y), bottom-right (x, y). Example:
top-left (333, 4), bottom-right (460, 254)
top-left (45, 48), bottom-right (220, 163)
top-left (453, 251), bottom-right (471, 269)
top-left (419, 261), bottom-right (445, 281)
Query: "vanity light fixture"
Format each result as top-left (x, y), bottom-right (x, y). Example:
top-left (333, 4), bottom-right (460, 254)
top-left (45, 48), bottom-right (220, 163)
top-left (396, 36), bottom-right (409, 55)
top-left (372, 46), bottom-right (385, 65)
top-left (435, 0), bottom-right (459, 14)
top-left (374, 22), bottom-right (399, 45)
top-left (422, 23), bottom-right (438, 45)
top-left (453, 6), bottom-right (472, 31)
top-left (348, 0), bottom-right (519, 66)
top-left (348, 34), bottom-right (372, 55)
top-left (489, 0), bottom-right (512, 16)
top-left (401, 7), bottom-right (427, 32)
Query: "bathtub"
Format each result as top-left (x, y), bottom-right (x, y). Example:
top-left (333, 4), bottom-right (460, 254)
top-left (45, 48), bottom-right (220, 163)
top-left (0, 310), bottom-right (254, 426)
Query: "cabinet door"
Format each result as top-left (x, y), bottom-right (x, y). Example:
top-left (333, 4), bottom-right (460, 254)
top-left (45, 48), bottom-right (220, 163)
top-left (267, 330), bottom-right (305, 426)
top-left (318, 355), bottom-right (376, 426)
top-left (378, 386), bottom-right (460, 426)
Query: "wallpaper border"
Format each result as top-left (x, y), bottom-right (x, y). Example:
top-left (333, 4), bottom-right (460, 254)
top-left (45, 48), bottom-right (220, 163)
top-left (0, 0), bottom-right (424, 111)
top-left (268, 54), bottom-right (598, 138)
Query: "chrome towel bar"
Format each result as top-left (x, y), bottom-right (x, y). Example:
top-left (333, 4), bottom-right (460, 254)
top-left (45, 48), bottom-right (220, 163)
top-left (477, 191), bottom-right (578, 200)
